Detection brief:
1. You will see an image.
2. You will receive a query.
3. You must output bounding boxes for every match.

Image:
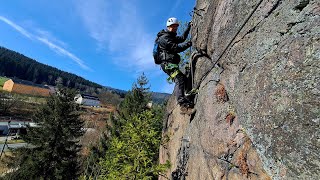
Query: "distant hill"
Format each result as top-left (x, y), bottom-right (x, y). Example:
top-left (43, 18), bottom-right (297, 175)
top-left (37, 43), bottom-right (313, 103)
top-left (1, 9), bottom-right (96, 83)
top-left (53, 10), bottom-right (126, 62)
top-left (0, 46), bottom-right (106, 94)
top-left (0, 46), bottom-right (170, 102)
top-left (151, 92), bottom-right (170, 104)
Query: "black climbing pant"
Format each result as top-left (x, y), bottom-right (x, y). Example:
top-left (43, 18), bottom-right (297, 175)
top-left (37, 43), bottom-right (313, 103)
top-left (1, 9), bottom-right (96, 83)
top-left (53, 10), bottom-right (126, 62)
top-left (161, 63), bottom-right (189, 105)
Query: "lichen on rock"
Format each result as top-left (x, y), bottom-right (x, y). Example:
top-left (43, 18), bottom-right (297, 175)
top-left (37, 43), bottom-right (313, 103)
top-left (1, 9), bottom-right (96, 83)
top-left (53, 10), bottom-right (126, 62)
top-left (159, 0), bottom-right (319, 179)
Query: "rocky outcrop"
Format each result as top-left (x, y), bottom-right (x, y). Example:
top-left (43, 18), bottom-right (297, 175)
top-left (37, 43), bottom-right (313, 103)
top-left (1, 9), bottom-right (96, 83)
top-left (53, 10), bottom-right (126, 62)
top-left (159, 0), bottom-right (319, 179)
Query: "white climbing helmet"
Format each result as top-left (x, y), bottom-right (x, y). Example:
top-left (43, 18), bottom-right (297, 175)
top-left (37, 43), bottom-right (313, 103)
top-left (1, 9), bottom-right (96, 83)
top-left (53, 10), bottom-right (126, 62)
top-left (166, 17), bottom-right (179, 27)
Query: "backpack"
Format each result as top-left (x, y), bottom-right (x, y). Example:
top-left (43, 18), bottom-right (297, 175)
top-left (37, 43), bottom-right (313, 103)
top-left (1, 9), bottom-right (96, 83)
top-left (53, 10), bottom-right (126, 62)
top-left (153, 39), bottom-right (162, 65)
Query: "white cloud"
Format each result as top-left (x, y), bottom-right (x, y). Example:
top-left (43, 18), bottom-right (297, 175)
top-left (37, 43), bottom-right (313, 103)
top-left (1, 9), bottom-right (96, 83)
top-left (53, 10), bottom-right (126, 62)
top-left (0, 15), bottom-right (90, 70)
top-left (36, 37), bottom-right (90, 71)
top-left (74, 0), bottom-right (111, 48)
top-left (35, 29), bottom-right (68, 48)
top-left (0, 16), bottom-right (32, 39)
top-left (75, 0), bottom-right (157, 74)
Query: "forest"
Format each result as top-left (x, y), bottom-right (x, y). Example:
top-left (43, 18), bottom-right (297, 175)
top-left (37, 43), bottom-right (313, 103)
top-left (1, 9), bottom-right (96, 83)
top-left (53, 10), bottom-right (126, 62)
top-left (0, 46), bottom-right (116, 95)
top-left (0, 46), bottom-right (171, 103)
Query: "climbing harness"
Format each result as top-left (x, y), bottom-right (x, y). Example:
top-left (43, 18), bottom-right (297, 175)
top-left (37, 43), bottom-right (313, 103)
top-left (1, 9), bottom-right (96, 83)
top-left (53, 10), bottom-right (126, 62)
top-left (193, 0), bottom-right (264, 90)
top-left (164, 63), bottom-right (180, 83)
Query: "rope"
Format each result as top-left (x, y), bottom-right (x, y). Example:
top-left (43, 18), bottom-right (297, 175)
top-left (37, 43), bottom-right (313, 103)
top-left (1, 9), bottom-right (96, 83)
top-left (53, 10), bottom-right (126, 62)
top-left (194, 0), bottom-right (264, 90)
top-left (189, 47), bottom-right (194, 88)
top-left (188, 7), bottom-right (205, 92)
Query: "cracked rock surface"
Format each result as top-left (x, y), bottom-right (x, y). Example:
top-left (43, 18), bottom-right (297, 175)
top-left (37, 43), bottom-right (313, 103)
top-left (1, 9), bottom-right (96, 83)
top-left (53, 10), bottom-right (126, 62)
top-left (159, 0), bottom-right (319, 179)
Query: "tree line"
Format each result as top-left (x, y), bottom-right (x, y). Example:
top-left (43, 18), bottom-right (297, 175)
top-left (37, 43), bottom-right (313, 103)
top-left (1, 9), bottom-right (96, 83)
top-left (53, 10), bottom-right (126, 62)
top-left (0, 46), bottom-right (172, 103)
top-left (0, 46), bottom-right (114, 95)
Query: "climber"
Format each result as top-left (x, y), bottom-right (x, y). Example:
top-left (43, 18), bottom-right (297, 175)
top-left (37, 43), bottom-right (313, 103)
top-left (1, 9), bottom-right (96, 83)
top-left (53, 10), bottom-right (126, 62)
top-left (155, 17), bottom-right (193, 111)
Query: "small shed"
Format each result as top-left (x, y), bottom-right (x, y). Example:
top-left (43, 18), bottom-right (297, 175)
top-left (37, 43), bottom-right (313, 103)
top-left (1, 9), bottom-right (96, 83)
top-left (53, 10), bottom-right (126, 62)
top-left (2, 78), bottom-right (50, 97)
top-left (75, 94), bottom-right (100, 107)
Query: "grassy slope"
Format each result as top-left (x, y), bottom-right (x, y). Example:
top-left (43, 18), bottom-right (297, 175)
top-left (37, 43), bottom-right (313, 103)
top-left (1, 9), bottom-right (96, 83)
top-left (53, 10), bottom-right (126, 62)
top-left (0, 76), bottom-right (9, 88)
top-left (0, 151), bottom-right (12, 175)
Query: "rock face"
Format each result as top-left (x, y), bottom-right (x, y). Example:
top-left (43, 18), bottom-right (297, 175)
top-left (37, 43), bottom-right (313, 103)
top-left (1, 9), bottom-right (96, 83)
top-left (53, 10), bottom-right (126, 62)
top-left (159, 0), bottom-right (319, 179)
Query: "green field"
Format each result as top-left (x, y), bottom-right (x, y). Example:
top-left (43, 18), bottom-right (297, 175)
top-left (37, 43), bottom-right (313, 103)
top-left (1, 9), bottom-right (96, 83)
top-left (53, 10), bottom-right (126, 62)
top-left (0, 76), bottom-right (9, 87)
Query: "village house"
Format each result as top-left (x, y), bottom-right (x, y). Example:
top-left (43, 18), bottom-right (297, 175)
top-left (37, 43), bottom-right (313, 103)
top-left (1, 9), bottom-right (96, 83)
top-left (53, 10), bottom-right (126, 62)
top-left (75, 94), bottom-right (100, 107)
top-left (2, 78), bottom-right (50, 97)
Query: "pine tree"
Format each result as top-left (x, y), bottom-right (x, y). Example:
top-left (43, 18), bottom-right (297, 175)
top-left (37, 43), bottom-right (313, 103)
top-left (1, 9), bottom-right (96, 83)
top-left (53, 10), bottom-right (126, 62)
top-left (4, 88), bottom-right (84, 180)
top-left (80, 74), bottom-right (169, 179)
top-left (99, 110), bottom-right (169, 180)
top-left (118, 73), bottom-right (151, 119)
top-left (80, 130), bottom-right (110, 179)
top-left (96, 74), bottom-right (170, 180)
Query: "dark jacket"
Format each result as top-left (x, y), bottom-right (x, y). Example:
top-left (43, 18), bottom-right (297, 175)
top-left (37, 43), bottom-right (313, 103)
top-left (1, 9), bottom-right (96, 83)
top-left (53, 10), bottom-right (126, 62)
top-left (156, 25), bottom-right (191, 64)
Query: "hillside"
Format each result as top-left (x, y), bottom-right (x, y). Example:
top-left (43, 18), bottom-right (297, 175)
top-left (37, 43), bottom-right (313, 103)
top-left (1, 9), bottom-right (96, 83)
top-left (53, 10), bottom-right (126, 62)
top-left (0, 46), bottom-right (117, 95)
top-left (0, 46), bottom-right (170, 102)
top-left (159, 0), bottom-right (319, 180)
top-left (0, 77), bottom-right (9, 87)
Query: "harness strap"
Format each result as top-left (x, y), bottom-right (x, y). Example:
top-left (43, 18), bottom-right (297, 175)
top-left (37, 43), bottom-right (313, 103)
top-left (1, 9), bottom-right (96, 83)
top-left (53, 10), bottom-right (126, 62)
top-left (164, 63), bottom-right (180, 83)
top-left (164, 63), bottom-right (179, 70)
top-left (170, 70), bottom-right (180, 79)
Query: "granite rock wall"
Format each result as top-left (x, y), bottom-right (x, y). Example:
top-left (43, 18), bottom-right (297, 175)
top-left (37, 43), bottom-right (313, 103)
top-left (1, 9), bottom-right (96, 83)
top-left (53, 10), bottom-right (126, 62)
top-left (159, 0), bottom-right (319, 179)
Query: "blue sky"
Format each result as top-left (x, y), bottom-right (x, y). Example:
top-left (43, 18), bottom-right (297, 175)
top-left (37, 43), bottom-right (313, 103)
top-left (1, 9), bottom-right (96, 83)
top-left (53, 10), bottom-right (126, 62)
top-left (0, 0), bottom-right (195, 93)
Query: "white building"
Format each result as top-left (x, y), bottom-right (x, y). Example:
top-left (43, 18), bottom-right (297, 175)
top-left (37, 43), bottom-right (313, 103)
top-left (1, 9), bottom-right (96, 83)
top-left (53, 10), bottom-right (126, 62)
top-left (75, 94), bottom-right (100, 107)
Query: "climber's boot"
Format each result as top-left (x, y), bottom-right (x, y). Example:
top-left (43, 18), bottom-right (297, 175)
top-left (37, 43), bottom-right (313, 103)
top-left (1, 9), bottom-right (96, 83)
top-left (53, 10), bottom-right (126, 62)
top-left (179, 101), bottom-right (195, 115)
top-left (180, 106), bottom-right (196, 115)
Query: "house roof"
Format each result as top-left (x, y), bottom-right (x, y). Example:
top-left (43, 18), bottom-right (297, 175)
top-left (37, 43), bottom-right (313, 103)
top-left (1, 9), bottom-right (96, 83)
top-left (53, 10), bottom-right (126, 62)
top-left (80, 94), bottom-right (100, 101)
top-left (10, 78), bottom-right (50, 89)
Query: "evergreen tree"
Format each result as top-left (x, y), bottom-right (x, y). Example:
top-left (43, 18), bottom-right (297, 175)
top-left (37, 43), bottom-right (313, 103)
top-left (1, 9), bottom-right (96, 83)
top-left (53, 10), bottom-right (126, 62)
top-left (99, 110), bottom-right (169, 180)
top-left (80, 126), bottom-right (112, 180)
top-left (118, 73), bottom-right (151, 119)
top-left (80, 74), bottom-right (169, 180)
top-left (95, 74), bottom-right (169, 180)
top-left (4, 88), bottom-right (84, 180)
top-left (0, 46), bottom-right (104, 93)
